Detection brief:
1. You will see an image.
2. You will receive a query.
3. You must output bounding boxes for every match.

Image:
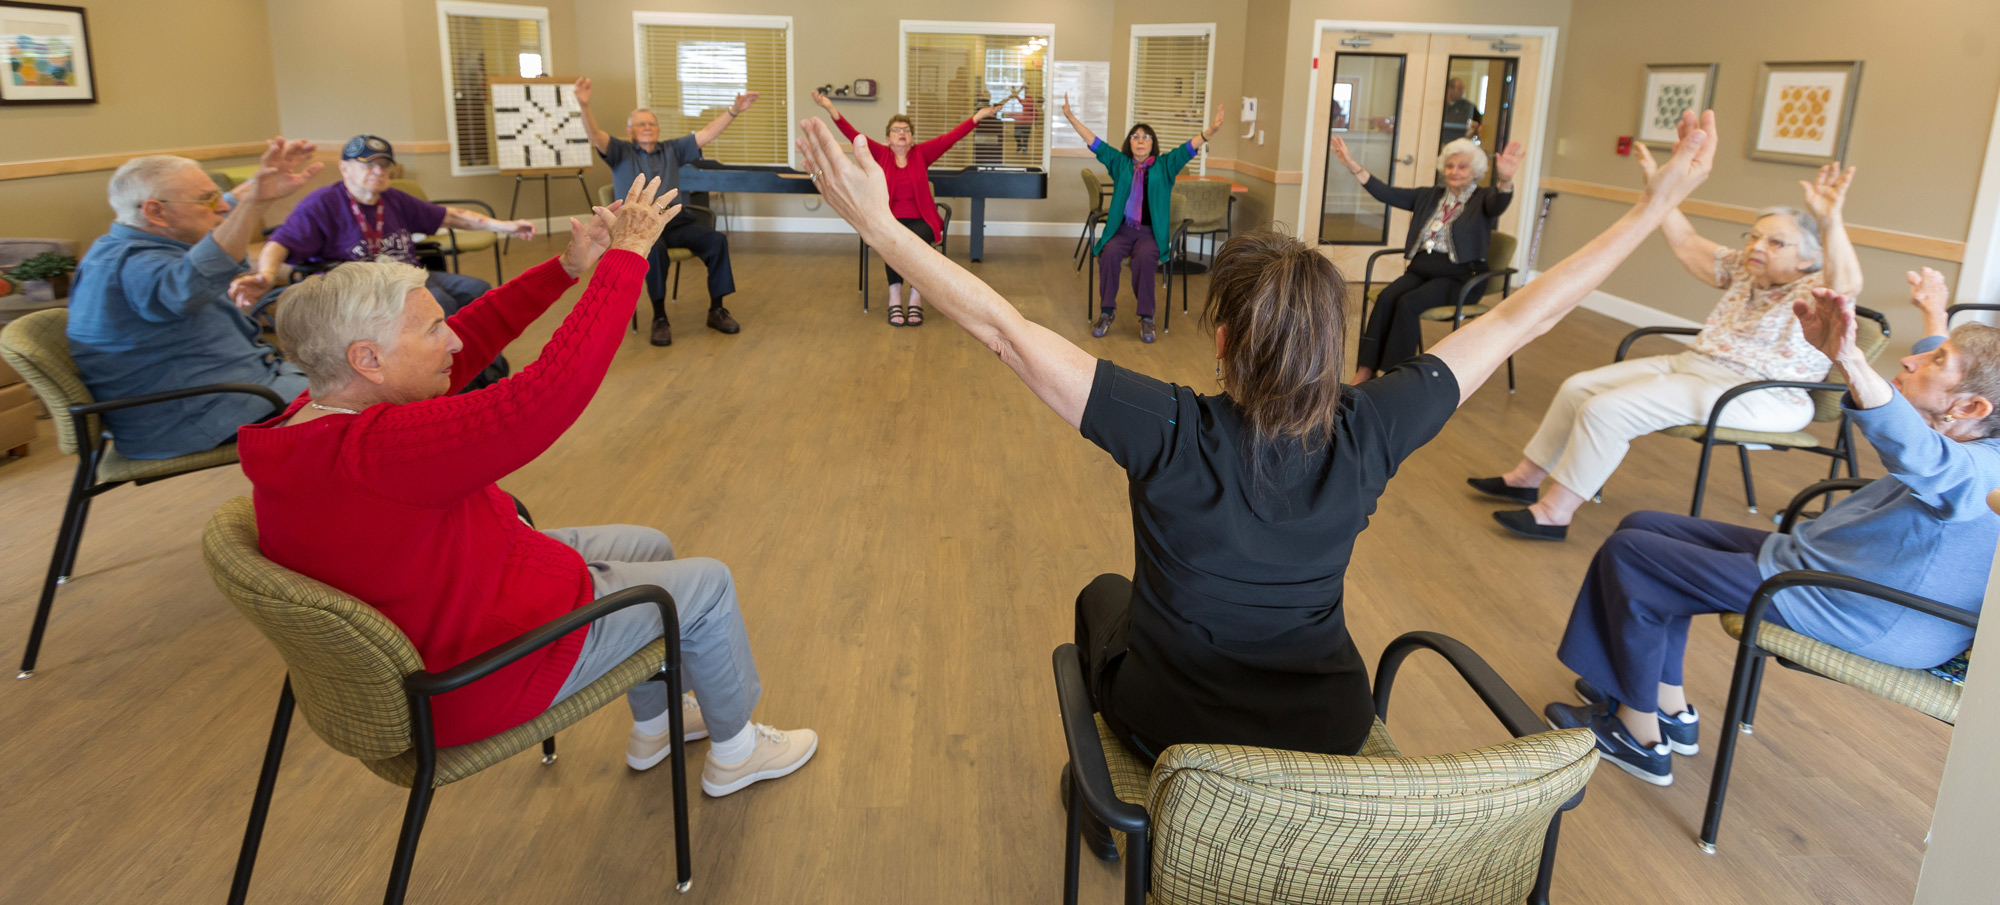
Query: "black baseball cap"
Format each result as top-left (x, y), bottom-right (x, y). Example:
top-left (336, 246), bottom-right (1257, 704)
top-left (341, 135), bottom-right (395, 163)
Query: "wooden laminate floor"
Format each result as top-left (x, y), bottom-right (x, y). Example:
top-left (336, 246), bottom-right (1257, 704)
top-left (0, 234), bottom-right (1948, 904)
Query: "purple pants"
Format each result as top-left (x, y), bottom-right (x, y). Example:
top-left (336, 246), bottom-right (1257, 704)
top-left (1098, 221), bottom-right (1159, 317)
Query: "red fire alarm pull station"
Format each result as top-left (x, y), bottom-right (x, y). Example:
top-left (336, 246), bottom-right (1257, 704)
top-left (1616, 136), bottom-right (1633, 156)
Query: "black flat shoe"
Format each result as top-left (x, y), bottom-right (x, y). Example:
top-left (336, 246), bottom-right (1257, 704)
top-left (1493, 509), bottom-right (1567, 541)
top-left (1467, 476), bottom-right (1539, 505)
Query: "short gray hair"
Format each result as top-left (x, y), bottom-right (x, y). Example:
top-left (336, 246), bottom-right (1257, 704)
top-left (274, 261), bottom-right (429, 396)
top-left (108, 155), bottom-right (200, 228)
top-left (1753, 206), bottom-right (1824, 271)
top-left (1948, 322), bottom-right (2000, 439)
top-left (1437, 139), bottom-right (1489, 182)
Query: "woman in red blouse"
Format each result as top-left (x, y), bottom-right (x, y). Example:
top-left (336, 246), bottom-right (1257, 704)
top-left (238, 178), bottom-right (817, 797)
top-left (813, 89), bottom-right (999, 326)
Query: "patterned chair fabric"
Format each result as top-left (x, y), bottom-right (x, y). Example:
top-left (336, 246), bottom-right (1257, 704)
top-left (1091, 714), bottom-right (1598, 904)
top-left (1419, 232), bottom-right (1516, 323)
top-left (203, 497), bottom-right (669, 788)
top-left (1720, 614), bottom-right (1962, 723)
top-left (1178, 180), bottom-right (1233, 235)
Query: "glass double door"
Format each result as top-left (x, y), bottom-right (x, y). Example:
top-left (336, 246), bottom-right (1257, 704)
top-left (1310, 30), bottom-right (1543, 273)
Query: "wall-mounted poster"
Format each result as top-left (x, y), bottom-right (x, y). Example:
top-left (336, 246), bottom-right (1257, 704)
top-left (1637, 63), bottom-right (1716, 149)
top-left (1750, 61), bottom-right (1863, 166)
top-left (0, 1), bottom-right (95, 105)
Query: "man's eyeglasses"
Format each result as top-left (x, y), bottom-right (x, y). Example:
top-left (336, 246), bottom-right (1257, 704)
top-left (154, 191), bottom-right (229, 211)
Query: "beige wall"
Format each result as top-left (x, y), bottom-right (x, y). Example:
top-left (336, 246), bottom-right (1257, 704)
top-left (1537, 0), bottom-right (2000, 351)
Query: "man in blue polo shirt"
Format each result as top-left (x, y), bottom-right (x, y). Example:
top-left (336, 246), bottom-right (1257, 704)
top-left (66, 140), bottom-right (320, 459)
top-left (575, 75), bottom-right (757, 346)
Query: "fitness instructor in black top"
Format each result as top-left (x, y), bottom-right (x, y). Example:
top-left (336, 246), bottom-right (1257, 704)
top-left (796, 104), bottom-right (1719, 827)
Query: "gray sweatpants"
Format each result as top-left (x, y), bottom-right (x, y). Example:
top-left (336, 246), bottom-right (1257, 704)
top-left (543, 525), bottom-right (760, 741)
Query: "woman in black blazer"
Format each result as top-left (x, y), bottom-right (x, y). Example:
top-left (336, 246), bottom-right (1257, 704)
top-left (1332, 136), bottom-right (1524, 381)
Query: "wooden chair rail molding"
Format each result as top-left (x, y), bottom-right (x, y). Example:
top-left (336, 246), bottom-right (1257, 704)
top-left (1, 140), bottom-right (455, 182)
top-left (1541, 176), bottom-right (1966, 263)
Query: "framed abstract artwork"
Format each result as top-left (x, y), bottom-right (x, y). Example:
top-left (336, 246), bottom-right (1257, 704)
top-left (1637, 63), bottom-right (1716, 149)
top-left (0, 1), bottom-right (94, 105)
top-left (1750, 60), bottom-right (1863, 166)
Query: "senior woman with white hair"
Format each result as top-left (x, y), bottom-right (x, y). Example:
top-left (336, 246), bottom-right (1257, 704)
top-left (236, 177), bottom-right (817, 796)
top-left (1471, 154), bottom-right (1863, 540)
top-left (1330, 135), bottom-right (1525, 381)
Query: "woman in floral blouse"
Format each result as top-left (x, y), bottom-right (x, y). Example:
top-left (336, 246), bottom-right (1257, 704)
top-left (1469, 154), bottom-right (1860, 540)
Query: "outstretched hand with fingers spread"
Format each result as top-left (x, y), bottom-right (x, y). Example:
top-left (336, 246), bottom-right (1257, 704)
top-left (796, 117), bottom-right (894, 237)
top-left (1794, 286), bottom-right (1859, 362)
top-left (1639, 109), bottom-right (1718, 208)
top-left (607, 176), bottom-right (680, 257)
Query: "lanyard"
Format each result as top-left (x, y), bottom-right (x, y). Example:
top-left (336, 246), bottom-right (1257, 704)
top-left (345, 192), bottom-right (387, 258)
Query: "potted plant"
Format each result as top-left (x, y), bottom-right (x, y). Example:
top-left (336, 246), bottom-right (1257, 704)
top-left (11, 253), bottom-right (78, 299)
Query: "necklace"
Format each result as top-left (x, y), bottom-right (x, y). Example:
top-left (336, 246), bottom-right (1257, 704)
top-left (308, 402), bottom-right (362, 415)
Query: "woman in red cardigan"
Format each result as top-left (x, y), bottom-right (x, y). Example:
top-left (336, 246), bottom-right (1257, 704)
top-left (237, 178), bottom-right (817, 797)
top-left (813, 89), bottom-right (999, 326)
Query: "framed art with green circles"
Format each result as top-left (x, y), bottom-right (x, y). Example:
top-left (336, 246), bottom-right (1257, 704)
top-left (1637, 63), bottom-right (1716, 150)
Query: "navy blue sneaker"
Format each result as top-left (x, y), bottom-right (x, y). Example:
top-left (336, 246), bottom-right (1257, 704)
top-left (1545, 700), bottom-right (1673, 786)
top-left (1574, 678), bottom-right (1700, 755)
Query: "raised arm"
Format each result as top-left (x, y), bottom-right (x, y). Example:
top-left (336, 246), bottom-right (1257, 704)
top-left (1909, 266), bottom-right (1953, 340)
top-left (799, 118), bottom-right (1097, 426)
top-left (694, 92), bottom-right (758, 148)
top-left (1060, 94), bottom-right (1099, 151)
top-left (1186, 104), bottom-right (1224, 153)
top-left (442, 206), bottom-right (537, 241)
top-left (915, 109), bottom-right (988, 161)
top-left (1802, 162), bottom-right (1862, 297)
top-left (574, 77), bottom-right (611, 154)
top-left (1429, 110), bottom-right (1720, 404)
top-left (1633, 143), bottom-right (1726, 286)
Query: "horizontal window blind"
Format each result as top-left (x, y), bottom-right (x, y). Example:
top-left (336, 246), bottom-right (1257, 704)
top-left (904, 29), bottom-right (1048, 168)
top-left (445, 11), bottom-right (547, 169)
top-left (638, 22), bottom-right (790, 166)
top-left (1130, 31), bottom-right (1211, 158)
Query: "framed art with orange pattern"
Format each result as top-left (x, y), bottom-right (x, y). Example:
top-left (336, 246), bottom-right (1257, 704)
top-left (1750, 61), bottom-right (1862, 166)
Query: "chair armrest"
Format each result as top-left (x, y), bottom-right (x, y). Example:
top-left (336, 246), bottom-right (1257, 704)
top-left (1362, 247), bottom-right (1402, 297)
top-left (1739, 571), bottom-right (1975, 662)
top-left (429, 198), bottom-right (498, 218)
top-left (405, 585), bottom-right (679, 697)
top-left (1453, 267), bottom-right (1518, 318)
top-left (1700, 380), bottom-right (1844, 437)
top-left (70, 382), bottom-right (286, 418)
top-left (1614, 326), bottom-right (1700, 361)
top-left (1947, 303), bottom-right (2000, 325)
top-left (1051, 644), bottom-right (1151, 835)
top-left (1855, 305), bottom-right (1890, 338)
top-left (1777, 477), bottom-right (1874, 534)
top-left (1373, 631), bottom-right (1545, 741)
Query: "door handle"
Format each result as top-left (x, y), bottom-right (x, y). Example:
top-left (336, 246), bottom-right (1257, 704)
top-left (1398, 154), bottom-right (1415, 165)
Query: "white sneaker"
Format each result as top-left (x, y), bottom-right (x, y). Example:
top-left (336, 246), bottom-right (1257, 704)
top-left (700, 723), bottom-right (818, 796)
top-left (626, 692), bottom-right (709, 771)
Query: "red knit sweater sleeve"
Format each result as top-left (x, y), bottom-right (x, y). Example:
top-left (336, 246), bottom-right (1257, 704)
top-left (342, 250), bottom-right (647, 506)
top-left (914, 116), bottom-right (978, 164)
top-left (444, 256), bottom-right (577, 394)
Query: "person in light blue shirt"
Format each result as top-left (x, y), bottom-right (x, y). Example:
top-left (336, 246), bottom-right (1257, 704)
top-left (67, 141), bottom-right (321, 459)
top-left (1546, 269), bottom-right (2000, 787)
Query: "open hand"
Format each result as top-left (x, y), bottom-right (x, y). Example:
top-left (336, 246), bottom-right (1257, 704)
top-left (573, 76), bottom-right (593, 107)
top-left (796, 117), bottom-right (894, 236)
top-left (503, 219), bottom-right (537, 241)
top-left (1794, 286), bottom-right (1859, 362)
top-left (1907, 266), bottom-right (1949, 315)
top-left (244, 137), bottom-right (322, 204)
top-left (1329, 135), bottom-right (1358, 171)
top-left (1801, 162), bottom-right (1856, 221)
top-left (1634, 142), bottom-right (1661, 183)
top-left (1061, 93), bottom-right (1074, 119)
top-left (607, 177), bottom-right (680, 256)
top-left (1209, 103), bottom-right (1225, 133)
top-left (1493, 140), bottom-right (1525, 183)
top-left (1639, 109), bottom-right (1717, 209)
top-left (227, 272), bottom-right (272, 309)
top-left (731, 92), bottom-right (760, 116)
top-left (974, 104), bottom-right (1002, 123)
top-left (560, 200), bottom-right (621, 277)
top-left (810, 89), bottom-right (835, 112)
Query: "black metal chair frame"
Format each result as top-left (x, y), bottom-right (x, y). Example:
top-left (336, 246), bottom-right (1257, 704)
top-left (1946, 302), bottom-right (2000, 325)
top-left (1083, 217), bottom-right (1190, 334)
top-left (422, 197), bottom-right (506, 285)
top-left (1360, 248), bottom-right (1520, 392)
top-left (1613, 305), bottom-right (1889, 517)
top-left (1054, 631), bottom-right (1585, 905)
top-left (858, 202), bottom-right (952, 313)
top-left (625, 204), bottom-right (716, 333)
top-left (1698, 477), bottom-right (1974, 854)
top-left (18, 382), bottom-right (286, 679)
top-left (228, 584), bottom-right (694, 904)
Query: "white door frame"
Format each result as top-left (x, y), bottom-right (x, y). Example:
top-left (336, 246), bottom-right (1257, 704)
top-left (1955, 86), bottom-right (2000, 312)
top-left (1297, 19), bottom-right (1560, 272)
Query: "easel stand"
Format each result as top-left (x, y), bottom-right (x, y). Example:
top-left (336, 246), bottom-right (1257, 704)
top-left (503, 169), bottom-right (593, 253)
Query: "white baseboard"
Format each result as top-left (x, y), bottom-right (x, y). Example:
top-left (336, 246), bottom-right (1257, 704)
top-left (1520, 270), bottom-right (1703, 331)
top-left (529, 214), bottom-right (1078, 239)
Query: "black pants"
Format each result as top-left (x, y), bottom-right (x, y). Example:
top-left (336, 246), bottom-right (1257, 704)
top-left (1074, 573), bottom-right (1162, 764)
top-left (1354, 251), bottom-right (1476, 372)
top-left (648, 214), bottom-right (735, 318)
top-left (883, 217), bottom-right (935, 288)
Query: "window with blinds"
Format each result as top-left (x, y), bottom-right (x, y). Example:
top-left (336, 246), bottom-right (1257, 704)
top-left (901, 25), bottom-right (1051, 169)
top-left (1128, 27), bottom-right (1212, 169)
top-left (438, 2), bottom-right (550, 174)
top-left (635, 16), bottom-right (792, 167)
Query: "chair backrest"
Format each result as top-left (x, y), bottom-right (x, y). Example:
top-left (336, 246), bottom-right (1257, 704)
top-left (1081, 169), bottom-right (1104, 214)
top-left (0, 308), bottom-right (97, 455)
top-left (202, 496), bottom-right (426, 762)
top-left (598, 184), bottom-right (614, 207)
top-left (1470, 231), bottom-right (1518, 301)
top-left (1144, 730), bottom-right (1597, 905)
top-left (1810, 314), bottom-right (1890, 422)
top-left (1170, 192), bottom-right (1187, 227)
top-left (389, 179), bottom-right (430, 202)
top-left (1180, 180), bottom-right (1232, 232)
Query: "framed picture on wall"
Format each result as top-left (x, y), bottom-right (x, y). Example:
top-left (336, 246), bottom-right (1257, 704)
top-left (1750, 60), bottom-right (1863, 166)
top-left (0, 1), bottom-right (96, 105)
top-left (1637, 63), bottom-right (1716, 149)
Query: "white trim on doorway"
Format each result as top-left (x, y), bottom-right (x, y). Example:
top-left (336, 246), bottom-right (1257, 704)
top-left (1296, 19), bottom-right (1560, 274)
top-left (1956, 81), bottom-right (2000, 311)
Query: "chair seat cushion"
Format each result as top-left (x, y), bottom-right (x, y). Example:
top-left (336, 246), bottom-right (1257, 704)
top-left (1420, 303), bottom-right (1492, 321)
top-left (365, 638), bottom-right (667, 787)
top-left (667, 247), bottom-right (694, 262)
top-left (1657, 424), bottom-right (1821, 447)
top-left (99, 441), bottom-right (241, 483)
top-left (429, 230), bottom-right (498, 254)
top-left (1719, 615), bottom-right (1962, 722)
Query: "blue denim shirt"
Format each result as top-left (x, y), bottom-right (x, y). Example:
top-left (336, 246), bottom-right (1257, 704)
top-left (66, 224), bottom-right (307, 459)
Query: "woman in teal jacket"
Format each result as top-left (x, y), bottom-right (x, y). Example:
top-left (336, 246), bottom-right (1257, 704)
top-left (1063, 95), bottom-right (1223, 342)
